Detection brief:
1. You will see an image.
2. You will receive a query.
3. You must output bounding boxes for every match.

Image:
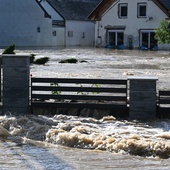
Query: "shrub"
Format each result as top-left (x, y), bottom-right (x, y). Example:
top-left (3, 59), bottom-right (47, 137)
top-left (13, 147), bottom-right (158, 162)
top-left (59, 58), bottom-right (78, 63)
top-left (34, 57), bottom-right (49, 65)
top-left (30, 54), bottom-right (36, 64)
top-left (2, 44), bottom-right (16, 54)
top-left (155, 20), bottom-right (170, 44)
top-left (80, 60), bottom-right (87, 63)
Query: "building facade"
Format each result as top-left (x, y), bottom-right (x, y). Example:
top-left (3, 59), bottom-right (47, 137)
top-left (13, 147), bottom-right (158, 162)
top-left (89, 0), bottom-right (170, 50)
top-left (0, 0), bottom-right (100, 47)
top-left (0, 0), bottom-right (55, 47)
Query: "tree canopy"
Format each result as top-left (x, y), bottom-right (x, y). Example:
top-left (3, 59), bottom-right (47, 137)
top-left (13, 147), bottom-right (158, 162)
top-left (155, 20), bottom-right (170, 44)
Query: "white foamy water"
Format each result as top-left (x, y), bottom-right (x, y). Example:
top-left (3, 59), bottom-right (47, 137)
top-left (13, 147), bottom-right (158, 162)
top-left (1, 47), bottom-right (170, 169)
top-left (1, 114), bottom-right (170, 158)
top-left (1, 114), bottom-right (170, 169)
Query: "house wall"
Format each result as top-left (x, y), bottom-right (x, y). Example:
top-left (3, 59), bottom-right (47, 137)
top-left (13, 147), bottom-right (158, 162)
top-left (40, 0), bottom-right (65, 47)
top-left (40, 0), bottom-right (63, 20)
top-left (95, 0), bottom-right (170, 50)
top-left (66, 20), bottom-right (95, 47)
top-left (0, 0), bottom-right (56, 47)
top-left (40, 1), bottom-right (95, 47)
top-left (51, 27), bottom-right (65, 47)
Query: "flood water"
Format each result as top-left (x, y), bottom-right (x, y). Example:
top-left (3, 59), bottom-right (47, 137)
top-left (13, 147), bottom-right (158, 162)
top-left (1, 47), bottom-right (170, 169)
top-left (16, 47), bottom-right (170, 89)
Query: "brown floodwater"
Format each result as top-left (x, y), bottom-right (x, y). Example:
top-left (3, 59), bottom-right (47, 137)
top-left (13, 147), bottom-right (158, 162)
top-left (1, 114), bottom-right (170, 170)
top-left (16, 47), bottom-right (170, 90)
top-left (0, 47), bottom-right (170, 169)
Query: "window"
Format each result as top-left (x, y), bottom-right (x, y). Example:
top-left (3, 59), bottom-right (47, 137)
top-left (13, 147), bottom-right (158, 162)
top-left (137, 3), bottom-right (147, 18)
top-left (118, 3), bottom-right (128, 18)
top-left (52, 20), bottom-right (65, 27)
top-left (68, 31), bottom-right (73, 37)
top-left (52, 31), bottom-right (56, 36)
top-left (107, 31), bottom-right (124, 49)
top-left (139, 30), bottom-right (158, 50)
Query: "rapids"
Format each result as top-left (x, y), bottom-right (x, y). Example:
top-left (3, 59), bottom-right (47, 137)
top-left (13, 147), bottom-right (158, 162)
top-left (1, 114), bottom-right (170, 159)
top-left (1, 47), bottom-right (170, 169)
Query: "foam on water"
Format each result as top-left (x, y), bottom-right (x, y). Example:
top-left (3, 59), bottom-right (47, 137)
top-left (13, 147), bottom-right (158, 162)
top-left (1, 47), bottom-right (170, 161)
top-left (1, 114), bottom-right (170, 159)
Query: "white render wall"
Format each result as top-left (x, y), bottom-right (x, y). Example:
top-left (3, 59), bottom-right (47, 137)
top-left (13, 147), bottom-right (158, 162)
top-left (52, 27), bottom-right (65, 47)
top-left (0, 0), bottom-right (56, 47)
top-left (40, 0), bottom-right (63, 20)
top-left (95, 0), bottom-right (170, 49)
top-left (37, 1), bottom-right (95, 47)
top-left (66, 20), bottom-right (95, 47)
top-left (40, 0), bottom-right (65, 47)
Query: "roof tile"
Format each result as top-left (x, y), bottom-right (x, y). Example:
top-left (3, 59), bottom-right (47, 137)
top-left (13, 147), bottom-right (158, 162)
top-left (47, 0), bottom-right (101, 20)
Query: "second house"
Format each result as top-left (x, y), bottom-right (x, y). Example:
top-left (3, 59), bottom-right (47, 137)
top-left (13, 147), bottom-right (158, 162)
top-left (89, 0), bottom-right (170, 50)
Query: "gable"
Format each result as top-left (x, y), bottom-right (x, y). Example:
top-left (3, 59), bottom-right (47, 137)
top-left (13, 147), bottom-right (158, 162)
top-left (152, 0), bottom-right (170, 16)
top-left (35, 0), bottom-right (51, 18)
top-left (0, 0), bottom-right (53, 46)
top-left (89, 0), bottom-right (170, 20)
top-left (89, 0), bottom-right (116, 20)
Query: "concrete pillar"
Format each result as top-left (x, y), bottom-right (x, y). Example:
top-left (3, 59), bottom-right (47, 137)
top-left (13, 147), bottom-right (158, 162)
top-left (2, 55), bottom-right (30, 114)
top-left (128, 77), bottom-right (158, 120)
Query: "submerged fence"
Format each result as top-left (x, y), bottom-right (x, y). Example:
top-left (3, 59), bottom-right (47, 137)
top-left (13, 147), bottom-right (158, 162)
top-left (31, 77), bottom-right (128, 118)
top-left (0, 54), bottom-right (170, 120)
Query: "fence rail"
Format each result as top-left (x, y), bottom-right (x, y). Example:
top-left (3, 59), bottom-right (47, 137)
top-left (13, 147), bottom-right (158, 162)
top-left (2, 54), bottom-right (170, 120)
top-left (31, 77), bottom-right (128, 116)
top-left (158, 90), bottom-right (170, 117)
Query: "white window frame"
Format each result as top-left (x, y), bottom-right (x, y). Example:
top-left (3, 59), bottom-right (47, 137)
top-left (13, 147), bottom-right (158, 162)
top-left (137, 3), bottom-right (147, 18)
top-left (139, 30), bottom-right (156, 49)
top-left (118, 3), bottom-right (128, 18)
top-left (108, 30), bottom-right (124, 47)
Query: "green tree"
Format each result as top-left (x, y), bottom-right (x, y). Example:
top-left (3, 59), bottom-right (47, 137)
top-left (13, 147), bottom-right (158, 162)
top-left (155, 20), bottom-right (170, 44)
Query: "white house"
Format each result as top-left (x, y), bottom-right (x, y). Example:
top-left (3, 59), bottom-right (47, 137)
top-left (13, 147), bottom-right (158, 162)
top-left (0, 0), bottom-right (54, 47)
top-left (89, 0), bottom-right (170, 50)
top-left (0, 0), bottom-right (100, 47)
top-left (41, 0), bottom-right (100, 47)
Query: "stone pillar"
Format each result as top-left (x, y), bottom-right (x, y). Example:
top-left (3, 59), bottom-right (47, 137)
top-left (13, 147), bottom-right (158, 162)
top-left (2, 55), bottom-right (30, 114)
top-left (128, 77), bottom-right (158, 120)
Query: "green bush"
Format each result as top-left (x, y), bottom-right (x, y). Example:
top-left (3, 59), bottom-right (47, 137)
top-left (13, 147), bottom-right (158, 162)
top-left (155, 20), bottom-right (170, 44)
top-left (59, 58), bottom-right (78, 63)
top-left (34, 57), bottom-right (49, 65)
top-left (2, 44), bottom-right (16, 54)
top-left (30, 54), bottom-right (36, 64)
top-left (80, 60), bottom-right (87, 63)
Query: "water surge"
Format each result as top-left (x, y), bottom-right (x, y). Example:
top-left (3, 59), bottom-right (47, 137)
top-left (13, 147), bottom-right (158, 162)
top-left (1, 114), bottom-right (170, 159)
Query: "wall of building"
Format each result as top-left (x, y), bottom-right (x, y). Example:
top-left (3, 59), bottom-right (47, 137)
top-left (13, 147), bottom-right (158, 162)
top-left (0, 0), bottom-right (55, 47)
top-left (95, 0), bottom-right (170, 50)
top-left (40, 0), bottom-right (65, 47)
top-left (40, 0), bottom-right (63, 20)
top-left (52, 27), bottom-right (65, 47)
top-left (66, 20), bottom-right (95, 47)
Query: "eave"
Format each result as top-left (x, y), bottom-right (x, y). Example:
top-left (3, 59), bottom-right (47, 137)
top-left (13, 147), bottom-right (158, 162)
top-left (151, 0), bottom-right (169, 17)
top-left (89, 0), bottom-right (170, 20)
top-left (35, 0), bottom-right (51, 18)
top-left (88, 0), bottom-right (116, 20)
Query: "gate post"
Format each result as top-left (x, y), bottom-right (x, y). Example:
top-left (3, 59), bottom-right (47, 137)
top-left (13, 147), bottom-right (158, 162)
top-left (0, 57), bottom-right (1, 102)
top-left (128, 77), bottom-right (158, 120)
top-left (2, 55), bottom-right (30, 115)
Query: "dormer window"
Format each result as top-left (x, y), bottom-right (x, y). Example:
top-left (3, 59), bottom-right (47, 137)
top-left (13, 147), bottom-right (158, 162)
top-left (118, 3), bottom-right (128, 18)
top-left (137, 3), bottom-right (147, 18)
